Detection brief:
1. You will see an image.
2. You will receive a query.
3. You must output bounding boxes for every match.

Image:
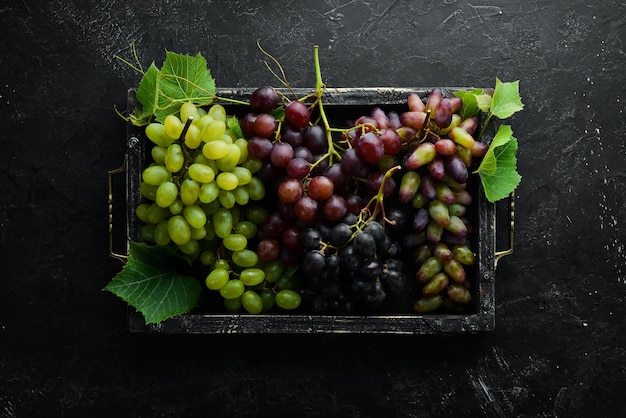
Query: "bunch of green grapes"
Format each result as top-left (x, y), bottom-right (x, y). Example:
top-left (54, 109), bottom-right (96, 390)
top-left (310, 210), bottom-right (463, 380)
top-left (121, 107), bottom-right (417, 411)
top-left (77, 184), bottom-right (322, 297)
top-left (136, 102), bottom-right (299, 314)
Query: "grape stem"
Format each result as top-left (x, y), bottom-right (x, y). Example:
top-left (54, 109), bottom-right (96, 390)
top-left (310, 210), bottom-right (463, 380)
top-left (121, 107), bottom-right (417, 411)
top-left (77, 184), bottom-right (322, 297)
top-left (360, 165), bottom-right (402, 226)
top-left (313, 45), bottom-right (341, 164)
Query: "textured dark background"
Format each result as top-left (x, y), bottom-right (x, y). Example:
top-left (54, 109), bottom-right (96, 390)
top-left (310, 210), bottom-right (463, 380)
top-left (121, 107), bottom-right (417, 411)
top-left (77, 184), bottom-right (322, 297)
top-left (1, 0), bottom-right (625, 417)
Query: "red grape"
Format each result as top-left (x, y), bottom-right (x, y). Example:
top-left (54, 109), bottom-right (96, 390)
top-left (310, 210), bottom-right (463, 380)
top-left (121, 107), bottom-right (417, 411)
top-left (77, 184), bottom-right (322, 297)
top-left (295, 196), bottom-right (318, 222)
top-left (379, 129), bottom-right (402, 156)
top-left (278, 178), bottom-right (304, 203)
top-left (256, 238), bottom-right (280, 262)
top-left (247, 136), bottom-right (274, 159)
top-left (286, 157), bottom-right (311, 179)
top-left (285, 100), bottom-right (310, 128)
top-left (254, 113), bottom-right (277, 138)
top-left (250, 86), bottom-right (279, 113)
top-left (307, 176), bottom-right (334, 200)
top-left (322, 194), bottom-right (348, 221)
top-left (270, 142), bottom-right (294, 168)
top-left (355, 132), bottom-right (384, 164)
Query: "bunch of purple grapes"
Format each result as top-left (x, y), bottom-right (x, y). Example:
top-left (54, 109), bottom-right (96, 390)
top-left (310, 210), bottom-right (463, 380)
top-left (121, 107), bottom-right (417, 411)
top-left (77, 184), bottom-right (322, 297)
top-left (241, 86), bottom-right (488, 314)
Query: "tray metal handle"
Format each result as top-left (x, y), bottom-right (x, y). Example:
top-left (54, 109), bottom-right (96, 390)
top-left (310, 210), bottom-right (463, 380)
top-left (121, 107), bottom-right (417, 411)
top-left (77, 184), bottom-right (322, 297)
top-left (494, 192), bottom-right (515, 268)
top-left (108, 156), bottom-right (128, 262)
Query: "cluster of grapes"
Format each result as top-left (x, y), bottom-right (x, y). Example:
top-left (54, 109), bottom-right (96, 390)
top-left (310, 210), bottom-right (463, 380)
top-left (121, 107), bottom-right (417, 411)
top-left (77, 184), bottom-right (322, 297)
top-left (391, 89), bottom-right (486, 312)
top-left (299, 215), bottom-right (408, 314)
top-left (136, 101), bottom-right (301, 314)
top-left (137, 84), bottom-right (489, 315)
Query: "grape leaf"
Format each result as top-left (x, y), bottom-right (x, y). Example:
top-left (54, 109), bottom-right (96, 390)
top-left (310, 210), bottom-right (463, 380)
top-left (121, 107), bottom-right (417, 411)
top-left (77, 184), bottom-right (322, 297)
top-left (490, 78), bottom-right (524, 119)
top-left (454, 89), bottom-right (492, 119)
top-left (131, 63), bottom-right (160, 126)
top-left (227, 115), bottom-right (244, 139)
top-left (104, 242), bottom-right (201, 324)
top-left (477, 124), bottom-right (521, 202)
top-left (130, 51), bottom-right (216, 125)
top-left (157, 51), bottom-right (216, 121)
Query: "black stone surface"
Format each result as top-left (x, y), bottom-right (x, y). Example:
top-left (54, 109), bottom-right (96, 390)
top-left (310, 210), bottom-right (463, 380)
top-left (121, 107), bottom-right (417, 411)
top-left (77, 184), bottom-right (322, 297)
top-left (1, 0), bottom-right (625, 417)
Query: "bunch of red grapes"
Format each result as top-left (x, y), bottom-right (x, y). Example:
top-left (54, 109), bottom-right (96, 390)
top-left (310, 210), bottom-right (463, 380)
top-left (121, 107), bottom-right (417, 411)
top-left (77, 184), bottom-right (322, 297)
top-left (241, 86), bottom-right (486, 314)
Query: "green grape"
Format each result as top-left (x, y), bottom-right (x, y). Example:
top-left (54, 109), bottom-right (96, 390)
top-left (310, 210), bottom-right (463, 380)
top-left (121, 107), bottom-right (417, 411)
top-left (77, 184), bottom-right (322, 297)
top-left (199, 249), bottom-right (217, 266)
top-left (218, 190), bottom-right (236, 209)
top-left (165, 144), bottom-right (184, 173)
top-left (220, 128), bottom-right (238, 144)
top-left (142, 165), bottom-right (171, 186)
top-left (223, 234), bottom-right (247, 252)
top-left (202, 199), bottom-right (222, 217)
top-left (155, 181), bottom-right (178, 208)
top-left (199, 181), bottom-right (220, 204)
top-left (205, 267), bottom-right (230, 290)
top-left (202, 140), bottom-right (228, 160)
top-left (234, 138), bottom-right (249, 164)
top-left (216, 172), bottom-right (239, 191)
top-left (204, 218), bottom-right (217, 241)
top-left (188, 163), bottom-right (215, 183)
top-left (184, 124), bottom-right (202, 149)
top-left (276, 274), bottom-right (299, 291)
top-left (180, 179), bottom-right (200, 206)
top-left (151, 146), bottom-right (166, 165)
top-left (234, 221), bottom-right (257, 239)
top-left (239, 268), bottom-right (265, 286)
top-left (275, 289), bottom-right (301, 310)
top-left (232, 249), bottom-right (258, 268)
top-left (246, 177), bottom-right (265, 200)
top-left (140, 182), bottom-right (158, 201)
top-left (140, 224), bottom-right (156, 242)
top-left (241, 290), bottom-right (263, 314)
top-left (190, 226), bottom-right (207, 240)
top-left (246, 206), bottom-right (268, 224)
top-left (231, 166), bottom-right (252, 185)
top-left (219, 133), bottom-right (234, 145)
top-left (194, 114), bottom-right (213, 132)
top-left (169, 199), bottom-right (183, 215)
top-left (213, 258), bottom-right (230, 271)
top-left (145, 123), bottom-right (175, 147)
top-left (259, 289), bottom-right (276, 312)
top-left (194, 152), bottom-right (212, 166)
top-left (146, 203), bottom-right (169, 224)
top-left (264, 259), bottom-right (285, 283)
top-left (180, 102), bottom-right (200, 122)
top-left (233, 186), bottom-right (250, 206)
top-left (178, 238), bottom-right (198, 255)
top-left (201, 119), bottom-right (226, 142)
top-left (164, 114), bottom-right (184, 139)
top-left (231, 206), bottom-right (241, 223)
top-left (240, 158), bottom-right (262, 174)
top-left (183, 204), bottom-right (207, 229)
top-left (213, 207), bottom-right (233, 239)
top-left (216, 144), bottom-right (241, 172)
top-left (219, 279), bottom-right (245, 299)
top-left (167, 215), bottom-right (191, 245)
top-left (154, 220), bottom-right (171, 246)
top-left (207, 104), bottom-right (226, 122)
top-left (224, 296), bottom-right (242, 313)
top-left (136, 203), bottom-right (151, 223)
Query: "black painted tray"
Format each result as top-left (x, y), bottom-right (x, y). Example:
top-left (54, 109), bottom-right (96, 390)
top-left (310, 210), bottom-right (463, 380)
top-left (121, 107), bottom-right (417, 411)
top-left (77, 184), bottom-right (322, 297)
top-left (112, 87), bottom-right (512, 334)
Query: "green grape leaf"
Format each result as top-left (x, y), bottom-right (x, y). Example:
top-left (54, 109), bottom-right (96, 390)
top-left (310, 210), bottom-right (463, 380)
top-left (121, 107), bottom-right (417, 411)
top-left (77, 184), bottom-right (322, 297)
top-left (454, 89), bottom-right (492, 119)
top-left (477, 124), bottom-right (521, 202)
top-left (130, 51), bottom-right (216, 125)
top-left (104, 242), bottom-right (201, 324)
top-left (130, 63), bottom-right (160, 126)
top-left (227, 115), bottom-right (244, 139)
top-left (490, 78), bottom-right (524, 119)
